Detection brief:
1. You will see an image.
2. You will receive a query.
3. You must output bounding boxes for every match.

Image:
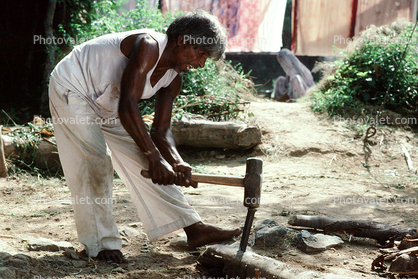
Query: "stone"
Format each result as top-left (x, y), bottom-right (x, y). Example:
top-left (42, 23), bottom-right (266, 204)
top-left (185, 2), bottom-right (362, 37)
top-left (64, 248), bottom-right (79, 260)
top-left (117, 199), bottom-right (131, 204)
top-left (122, 227), bottom-right (141, 238)
top-left (170, 233), bottom-right (188, 248)
top-left (112, 267), bottom-right (126, 273)
top-left (0, 252), bottom-right (12, 261)
top-left (12, 254), bottom-right (33, 263)
top-left (389, 253), bottom-right (418, 273)
top-left (0, 267), bottom-right (15, 279)
top-left (72, 260), bottom-right (87, 268)
top-left (296, 230), bottom-right (344, 253)
top-left (24, 236), bottom-right (73, 252)
top-left (5, 258), bottom-right (30, 270)
top-left (128, 222), bottom-right (142, 228)
top-left (254, 219), bottom-right (287, 247)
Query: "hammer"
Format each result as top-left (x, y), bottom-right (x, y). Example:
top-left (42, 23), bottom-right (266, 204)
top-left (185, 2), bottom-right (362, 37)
top-left (140, 157), bottom-right (262, 252)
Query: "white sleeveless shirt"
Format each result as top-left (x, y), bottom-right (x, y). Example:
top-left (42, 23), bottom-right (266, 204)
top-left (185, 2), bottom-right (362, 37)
top-left (51, 29), bottom-right (178, 119)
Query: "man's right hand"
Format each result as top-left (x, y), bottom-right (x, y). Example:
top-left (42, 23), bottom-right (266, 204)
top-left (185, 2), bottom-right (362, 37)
top-left (146, 153), bottom-right (176, 185)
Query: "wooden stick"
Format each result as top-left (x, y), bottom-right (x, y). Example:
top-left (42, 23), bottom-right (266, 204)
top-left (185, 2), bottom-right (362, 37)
top-left (140, 170), bottom-right (244, 187)
top-left (289, 215), bottom-right (417, 245)
top-left (384, 246), bottom-right (418, 261)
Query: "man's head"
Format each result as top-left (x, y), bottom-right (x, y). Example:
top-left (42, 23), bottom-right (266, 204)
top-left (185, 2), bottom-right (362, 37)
top-left (166, 10), bottom-right (227, 61)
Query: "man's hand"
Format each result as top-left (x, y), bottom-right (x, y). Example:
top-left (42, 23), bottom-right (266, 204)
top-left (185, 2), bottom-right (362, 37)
top-left (141, 160), bottom-right (198, 188)
top-left (147, 154), bottom-right (176, 185)
top-left (173, 162), bottom-right (197, 188)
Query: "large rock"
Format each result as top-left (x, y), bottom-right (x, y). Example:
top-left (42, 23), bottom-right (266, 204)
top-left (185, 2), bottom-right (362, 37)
top-left (24, 236), bottom-right (73, 252)
top-left (0, 267), bottom-right (15, 279)
top-left (255, 219), bottom-right (287, 247)
top-left (296, 230), bottom-right (344, 253)
top-left (0, 252), bottom-right (12, 261)
top-left (121, 227), bottom-right (141, 238)
top-left (389, 253), bottom-right (418, 273)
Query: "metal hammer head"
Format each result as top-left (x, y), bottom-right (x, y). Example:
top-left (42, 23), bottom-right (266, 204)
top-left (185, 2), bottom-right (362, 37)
top-left (243, 157), bottom-right (263, 208)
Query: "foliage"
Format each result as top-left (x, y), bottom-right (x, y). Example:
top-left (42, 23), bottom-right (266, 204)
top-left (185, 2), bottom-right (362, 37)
top-left (65, 0), bottom-right (178, 41)
top-left (138, 60), bottom-right (253, 121)
top-left (6, 118), bottom-right (57, 177)
top-left (57, 0), bottom-right (95, 38)
top-left (58, 0), bottom-right (255, 121)
top-left (312, 21), bottom-right (418, 117)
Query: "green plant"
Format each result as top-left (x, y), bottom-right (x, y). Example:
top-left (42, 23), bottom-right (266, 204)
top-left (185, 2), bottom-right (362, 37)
top-left (312, 21), bottom-right (418, 117)
top-left (176, 60), bottom-right (253, 121)
top-left (7, 119), bottom-right (56, 177)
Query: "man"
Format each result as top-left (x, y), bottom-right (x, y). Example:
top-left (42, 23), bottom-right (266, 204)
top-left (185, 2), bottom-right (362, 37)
top-left (274, 48), bottom-right (314, 102)
top-left (49, 10), bottom-right (241, 263)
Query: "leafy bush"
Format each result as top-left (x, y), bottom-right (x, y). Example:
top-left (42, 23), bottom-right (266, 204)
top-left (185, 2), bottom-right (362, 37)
top-left (312, 21), bottom-right (418, 117)
top-left (6, 118), bottom-right (57, 177)
top-left (59, 0), bottom-right (254, 121)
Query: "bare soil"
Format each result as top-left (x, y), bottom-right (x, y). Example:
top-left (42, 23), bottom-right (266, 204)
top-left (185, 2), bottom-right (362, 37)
top-left (1, 98), bottom-right (418, 279)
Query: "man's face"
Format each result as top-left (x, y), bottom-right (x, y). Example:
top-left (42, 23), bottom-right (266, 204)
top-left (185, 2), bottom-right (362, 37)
top-left (174, 36), bottom-right (210, 73)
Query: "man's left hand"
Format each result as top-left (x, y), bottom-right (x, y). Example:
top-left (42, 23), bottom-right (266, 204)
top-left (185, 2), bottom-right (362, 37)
top-left (173, 162), bottom-right (197, 188)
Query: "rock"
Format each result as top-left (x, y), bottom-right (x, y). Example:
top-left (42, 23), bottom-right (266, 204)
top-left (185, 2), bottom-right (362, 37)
top-left (12, 254), bottom-right (33, 263)
top-left (0, 252), bottom-right (12, 261)
top-left (5, 258), bottom-right (30, 270)
top-left (122, 236), bottom-right (129, 247)
top-left (389, 253), bottom-right (418, 273)
top-left (64, 248), bottom-right (79, 260)
top-left (72, 260), bottom-right (87, 268)
top-left (24, 236), bottom-right (73, 252)
top-left (170, 233), bottom-right (188, 248)
top-left (122, 227), bottom-right (141, 238)
top-left (117, 199), bottom-right (131, 204)
top-left (112, 267), bottom-right (126, 273)
top-left (255, 219), bottom-right (287, 247)
top-left (0, 267), bottom-right (15, 279)
top-left (296, 230), bottom-right (344, 253)
top-left (128, 222), bottom-right (142, 228)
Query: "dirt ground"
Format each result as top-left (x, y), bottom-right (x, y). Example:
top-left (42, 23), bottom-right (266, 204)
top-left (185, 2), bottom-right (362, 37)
top-left (1, 97), bottom-right (418, 279)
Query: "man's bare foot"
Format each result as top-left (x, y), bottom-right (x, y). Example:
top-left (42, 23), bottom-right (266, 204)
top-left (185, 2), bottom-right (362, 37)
top-left (96, 250), bottom-right (128, 263)
top-left (184, 221), bottom-right (242, 249)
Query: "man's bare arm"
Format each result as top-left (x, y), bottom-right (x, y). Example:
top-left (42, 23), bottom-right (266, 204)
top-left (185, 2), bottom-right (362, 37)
top-left (151, 75), bottom-right (196, 187)
top-left (119, 34), bottom-right (175, 185)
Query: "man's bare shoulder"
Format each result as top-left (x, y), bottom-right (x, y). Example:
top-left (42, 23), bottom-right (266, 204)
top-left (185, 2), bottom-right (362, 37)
top-left (121, 33), bottom-right (159, 60)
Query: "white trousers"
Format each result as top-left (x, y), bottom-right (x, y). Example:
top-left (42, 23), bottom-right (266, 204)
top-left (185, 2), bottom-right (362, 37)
top-left (49, 78), bottom-right (201, 257)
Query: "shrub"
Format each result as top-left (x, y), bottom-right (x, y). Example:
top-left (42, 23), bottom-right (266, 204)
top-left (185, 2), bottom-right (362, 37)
top-left (312, 21), bottom-right (418, 117)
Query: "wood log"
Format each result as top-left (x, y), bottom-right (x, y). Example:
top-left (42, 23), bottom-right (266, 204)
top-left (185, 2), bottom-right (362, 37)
top-left (171, 118), bottom-right (261, 150)
top-left (0, 127), bottom-right (8, 177)
top-left (1, 135), bottom-right (61, 171)
top-left (198, 243), bottom-right (358, 279)
top-left (289, 215), bottom-right (417, 245)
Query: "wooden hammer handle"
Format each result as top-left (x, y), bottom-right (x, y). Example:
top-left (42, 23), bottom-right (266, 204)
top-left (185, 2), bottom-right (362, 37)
top-left (140, 170), bottom-right (244, 187)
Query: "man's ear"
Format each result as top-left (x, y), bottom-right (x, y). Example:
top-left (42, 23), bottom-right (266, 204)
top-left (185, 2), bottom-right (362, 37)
top-left (177, 35), bottom-right (185, 46)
